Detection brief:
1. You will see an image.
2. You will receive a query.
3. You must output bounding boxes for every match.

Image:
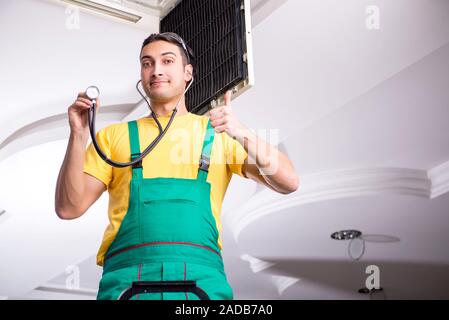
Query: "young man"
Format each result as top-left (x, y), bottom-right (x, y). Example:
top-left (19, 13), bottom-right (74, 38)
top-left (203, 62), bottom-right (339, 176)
top-left (55, 32), bottom-right (298, 300)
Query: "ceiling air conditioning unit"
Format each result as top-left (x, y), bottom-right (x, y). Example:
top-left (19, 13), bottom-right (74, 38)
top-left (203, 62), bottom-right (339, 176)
top-left (160, 0), bottom-right (254, 114)
top-left (55, 0), bottom-right (254, 114)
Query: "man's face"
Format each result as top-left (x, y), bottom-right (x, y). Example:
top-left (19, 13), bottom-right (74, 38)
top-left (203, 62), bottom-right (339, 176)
top-left (140, 40), bottom-right (193, 103)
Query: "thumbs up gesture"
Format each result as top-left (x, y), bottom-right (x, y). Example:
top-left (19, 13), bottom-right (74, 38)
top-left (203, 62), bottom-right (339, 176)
top-left (209, 90), bottom-right (246, 140)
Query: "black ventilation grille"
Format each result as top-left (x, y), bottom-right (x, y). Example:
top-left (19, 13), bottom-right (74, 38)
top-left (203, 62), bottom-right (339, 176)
top-left (160, 0), bottom-right (247, 114)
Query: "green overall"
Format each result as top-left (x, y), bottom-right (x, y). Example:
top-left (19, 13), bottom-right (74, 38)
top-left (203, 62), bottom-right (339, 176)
top-left (96, 119), bottom-right (233, 300)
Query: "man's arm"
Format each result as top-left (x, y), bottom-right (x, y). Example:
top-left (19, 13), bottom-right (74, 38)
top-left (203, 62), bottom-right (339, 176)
top-left (209, 91), bottom-right (299, 195)
top-left (55, 132), bottom-right (106, 220)
top-left (239, 130), bottom-right (299, 194)
top-left (55, 92), bottom-right (107, 220)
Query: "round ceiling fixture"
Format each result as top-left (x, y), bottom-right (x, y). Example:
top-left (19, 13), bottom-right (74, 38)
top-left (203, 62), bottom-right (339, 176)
top-left (331, 229), bottom-right (365, 260)
top-left (348, 237), bottom-right (365, 260)
top-left (330, 229), bottom-right (362, 240)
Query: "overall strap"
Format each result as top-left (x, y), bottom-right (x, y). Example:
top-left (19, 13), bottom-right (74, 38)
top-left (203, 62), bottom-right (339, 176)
top-left (197, 119), bottom-right (215, 182)
top-left (128, 121), bottom-right (143, 180)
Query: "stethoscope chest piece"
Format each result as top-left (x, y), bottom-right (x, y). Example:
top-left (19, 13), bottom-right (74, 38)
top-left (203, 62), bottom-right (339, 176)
top-left (86, 86), bottom-right (100, 100)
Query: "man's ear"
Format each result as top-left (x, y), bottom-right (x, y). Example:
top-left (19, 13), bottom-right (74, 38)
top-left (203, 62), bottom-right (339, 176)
top-left (184, 64), bottom-right (193, 81)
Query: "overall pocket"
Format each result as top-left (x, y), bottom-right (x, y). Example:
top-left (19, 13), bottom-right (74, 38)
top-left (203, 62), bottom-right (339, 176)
top-left (140, 198), bottom-right (204, 243)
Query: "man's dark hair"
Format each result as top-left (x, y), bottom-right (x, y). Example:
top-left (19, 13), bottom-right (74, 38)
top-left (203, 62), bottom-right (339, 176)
top-left (140, 32), bottom-right (195, 68)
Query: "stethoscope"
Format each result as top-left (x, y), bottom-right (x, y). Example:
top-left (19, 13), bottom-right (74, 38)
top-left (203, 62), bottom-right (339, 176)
top-left (86, 77), bottom-right (194, 168)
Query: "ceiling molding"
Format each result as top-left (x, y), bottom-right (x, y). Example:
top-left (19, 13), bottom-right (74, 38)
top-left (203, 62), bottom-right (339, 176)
top-left (11, 284), bottom-right (98, 299)
top-left (0, 104), bottom-right (135, 163)
top-left (34, 284), bottom-right (97, 297)
top-left (240, 254), bottom-right (276, 273)
top-left (428, 160), bottom-right (449, 199)
top-left (0, 209), bottom-right (12, 225)
top-left (240, 253), bottom-right (299, 296)
top-left (271, 275), bottom-right (300, 296)
top-left (224, 165), bottom-right (449, 242)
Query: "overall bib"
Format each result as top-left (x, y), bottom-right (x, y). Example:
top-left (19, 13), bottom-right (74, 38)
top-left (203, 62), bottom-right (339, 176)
top-left (96, 119), bottom-right (233, 300)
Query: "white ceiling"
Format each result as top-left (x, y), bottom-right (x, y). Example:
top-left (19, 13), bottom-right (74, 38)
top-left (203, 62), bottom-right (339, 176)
top-left (0, 0), bottom-right (448, 300)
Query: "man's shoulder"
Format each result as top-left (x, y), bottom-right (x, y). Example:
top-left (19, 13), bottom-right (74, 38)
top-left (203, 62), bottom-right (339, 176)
top-left (94, 121), bottom-right (129, 142)
top-left (171, 112), bottom-right (210, 128)
top-left (188, 112), bottom-right (209, 123)
top-left (99, 121), bottom-right (128, 134)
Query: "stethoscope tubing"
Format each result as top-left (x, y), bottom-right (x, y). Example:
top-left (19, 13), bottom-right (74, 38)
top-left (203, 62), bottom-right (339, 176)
top-left (87, 78), bottom-right (194, 168)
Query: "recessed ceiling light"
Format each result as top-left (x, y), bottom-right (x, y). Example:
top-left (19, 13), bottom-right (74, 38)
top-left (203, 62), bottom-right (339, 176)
top-left (331, 229), bottom-right (362, 240)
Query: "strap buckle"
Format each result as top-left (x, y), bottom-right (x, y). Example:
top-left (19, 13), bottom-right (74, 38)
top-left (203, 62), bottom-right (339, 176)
top-left (199, 154), bottom-right (210, 172)
top-left (131, 153), bottom-right (142, 169)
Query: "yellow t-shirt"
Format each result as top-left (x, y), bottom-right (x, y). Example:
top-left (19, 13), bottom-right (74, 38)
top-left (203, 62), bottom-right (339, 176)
top-left (83, 112), bottom-right (248, 266)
